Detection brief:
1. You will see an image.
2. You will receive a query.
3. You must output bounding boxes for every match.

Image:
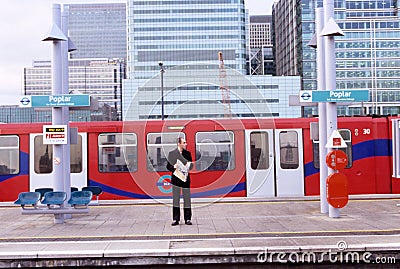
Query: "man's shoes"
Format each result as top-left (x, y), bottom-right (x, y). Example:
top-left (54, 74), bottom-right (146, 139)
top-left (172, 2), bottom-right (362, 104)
top-left (185, 220), bottom-right (192, 225)
top-left (171, 220), bottom-right (179, 226)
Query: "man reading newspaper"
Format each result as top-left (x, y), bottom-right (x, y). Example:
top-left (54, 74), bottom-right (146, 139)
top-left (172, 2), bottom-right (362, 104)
top-left (173, 159), bottom-right (190, 182)
top-left (166, 137), bottom-right (193, 226)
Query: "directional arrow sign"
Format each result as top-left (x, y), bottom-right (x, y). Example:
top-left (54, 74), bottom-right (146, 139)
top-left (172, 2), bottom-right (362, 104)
top-left (299, 90), bottom-right (369, 103)
top-left (19, 94), bottom-right (90, 108)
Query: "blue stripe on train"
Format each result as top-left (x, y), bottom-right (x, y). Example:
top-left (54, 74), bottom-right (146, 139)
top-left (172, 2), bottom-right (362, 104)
top-left (305, 139), bottom-right (391, 178)
top-left (0, 151), bottom-right (29, 183)
top-left (89, 180), bottom-right (246, 199)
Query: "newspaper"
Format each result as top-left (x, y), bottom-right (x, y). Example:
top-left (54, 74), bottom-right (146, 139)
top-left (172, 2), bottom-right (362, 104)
top-left (173, 159), bottom-right (190, 182)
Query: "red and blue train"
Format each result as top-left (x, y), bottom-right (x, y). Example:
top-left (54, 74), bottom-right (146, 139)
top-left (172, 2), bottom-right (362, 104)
top-left (0, 116), bottom-right (398, 202)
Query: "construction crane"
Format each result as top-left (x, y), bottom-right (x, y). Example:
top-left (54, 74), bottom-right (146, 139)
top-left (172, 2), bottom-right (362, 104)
top-left (218, 51), bottom-right (232, 118)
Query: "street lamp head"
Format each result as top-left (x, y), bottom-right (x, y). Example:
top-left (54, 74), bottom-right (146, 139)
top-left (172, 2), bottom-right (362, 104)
top-left (158, 61), bottom-right (163, 67)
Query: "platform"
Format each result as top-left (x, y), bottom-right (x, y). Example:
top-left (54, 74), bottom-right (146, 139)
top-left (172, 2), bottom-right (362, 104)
top-left (1, 196), bottom-right (400, 267)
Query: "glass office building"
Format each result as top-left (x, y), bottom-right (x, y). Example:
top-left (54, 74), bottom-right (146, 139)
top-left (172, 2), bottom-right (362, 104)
top-left (273, 0), bottom-right (317, 89)
top-left (67, 3), bottom-right (127, 60)
top-left (126, 0), bottom-right (247, 79)
top-left (249, 15), bottom-right (275, 75)
top-left (274, 0), bottom-right (400, 116)
top-left (123, 0), bottom-right (301, 120)
top-left (334, 0), bottom-right (400, 115)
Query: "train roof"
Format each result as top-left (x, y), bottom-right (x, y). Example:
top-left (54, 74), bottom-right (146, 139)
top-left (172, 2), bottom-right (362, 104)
top-left (0, 115), bottom-right (399, 135)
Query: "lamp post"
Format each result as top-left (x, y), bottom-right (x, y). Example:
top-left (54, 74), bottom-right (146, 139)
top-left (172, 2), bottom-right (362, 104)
top-left (159, 61), bottom-right (165, 120)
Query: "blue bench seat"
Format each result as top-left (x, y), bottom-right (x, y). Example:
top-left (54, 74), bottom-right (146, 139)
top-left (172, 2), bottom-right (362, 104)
top-left (82, 186), bottom-right (102, 205)
top-left (41, 191), bottom-right (67, 208)
top-left (16, 191), bottom-right (91, 216)
top-left (14, 192), bottom-right (41, 209)
top-left (34, 188), bottom-right (54, 201)
top-left (68, 191), bottom-right (93, 208)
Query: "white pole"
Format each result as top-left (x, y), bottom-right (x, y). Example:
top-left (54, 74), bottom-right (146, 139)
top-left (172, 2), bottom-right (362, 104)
top-left (61, 5), bottom-right (72, 217)
top-left (324, 0), bottom-right (340, 218)
top-left (316, 7), bottom-right (328, 214)
top-left (51, 4), bottom-right (65, 224)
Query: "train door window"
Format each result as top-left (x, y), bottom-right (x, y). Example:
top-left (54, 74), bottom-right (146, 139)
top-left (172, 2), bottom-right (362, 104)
top-left (312, 129), bottom-right (353, 169)
top-left (34, 135), bottom-right (84, 174)
top-left (250, 132), bottom-right (269, 170)
top-left (279, 131), bottom-right (299, 169)
top-left (70, 135), bottom-right (83, 173)
top-left (98, 133), bottom-right (137, 172)
top-left (0, 135), bottom-right (19, 175)
top-left (147, 132), bottom-right (185, 172)
top-left (195, 131), bottom-right (235, 171)
top-left (34, 136), bottom-right (52, 174)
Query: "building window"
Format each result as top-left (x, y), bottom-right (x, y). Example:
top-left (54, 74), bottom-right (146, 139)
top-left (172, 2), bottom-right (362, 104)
top-left (195, 131), bottom-right (235, 171)
top-left (147, 132), bottom-right (185, 172)
top-left (0, 135), bottom-right (19, 175)
top-left (98, 133), bottom-right (137, 172)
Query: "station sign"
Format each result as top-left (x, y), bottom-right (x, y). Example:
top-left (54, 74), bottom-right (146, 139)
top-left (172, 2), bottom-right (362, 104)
top-left (299, 90), bottom-right (369, 103)
top-left (19, 94), bottom-right (90, 108)
top-left (43, 125), bottom-right (68, 144)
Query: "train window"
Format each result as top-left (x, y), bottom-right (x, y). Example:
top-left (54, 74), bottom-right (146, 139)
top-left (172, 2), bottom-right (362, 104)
top-left (98, 133), bottom-right (137, 172)
top-left (70, 135), bottom-right (83, 173)
top-left (279, 131), bottom-right (299, 169)
top-left (312, 129), bottom-right (353, 169)
top-left (34, 135), bottom-right (83, 174)
top-left (0, 135), bottom-right (19, 175)
top-left (195, 131), bottom-right (235, 171)
top-left (34, 136), bottom-right (52, 174)
top-left (147, 132), bottom-right (185, 172)
top-left (250, 132), bottom-right (269, 170)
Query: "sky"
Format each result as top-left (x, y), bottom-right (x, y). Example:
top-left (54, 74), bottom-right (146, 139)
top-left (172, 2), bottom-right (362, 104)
top-left (0, 0), bottom-right (275, 105)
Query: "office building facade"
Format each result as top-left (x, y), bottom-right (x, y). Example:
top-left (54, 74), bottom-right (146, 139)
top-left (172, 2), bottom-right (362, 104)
top-left (334, 0), bottom-right (400, 115)
top-left (249, 15), bottom-right (275, 75)
top-left (123, 0), bottom-right (301, 120)
top-left (273, 0), bottom-right (400, 116)
top-left (67, 3), bottom-right (127, 60)
top-left (126, 0), bottom-right (247, 80)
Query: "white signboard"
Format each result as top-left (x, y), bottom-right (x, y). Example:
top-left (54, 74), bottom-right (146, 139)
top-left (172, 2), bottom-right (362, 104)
top-left (325, 130), bottom-right (347, 148)
top-left (43, 125), bottom-right (68, 144)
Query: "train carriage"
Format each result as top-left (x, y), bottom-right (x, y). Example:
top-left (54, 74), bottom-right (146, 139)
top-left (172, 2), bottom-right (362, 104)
top-left (0, 116), bottom-right (397, 202)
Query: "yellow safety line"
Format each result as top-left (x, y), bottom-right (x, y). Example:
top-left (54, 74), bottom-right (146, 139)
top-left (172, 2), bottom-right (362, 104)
top-left (1, 228), bottom-right (400, 242)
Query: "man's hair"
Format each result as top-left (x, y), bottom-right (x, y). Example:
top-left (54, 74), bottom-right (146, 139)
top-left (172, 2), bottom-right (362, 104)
top-left (177, 137), bottom-right (184, 144)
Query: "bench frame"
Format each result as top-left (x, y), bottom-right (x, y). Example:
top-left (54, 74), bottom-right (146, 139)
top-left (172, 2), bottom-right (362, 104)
top-left (21, 207), bottom-right (89, 215)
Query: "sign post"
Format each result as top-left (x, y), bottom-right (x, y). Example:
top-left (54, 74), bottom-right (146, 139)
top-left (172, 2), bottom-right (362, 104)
top-left (323, 0), bottom-right (344, 218)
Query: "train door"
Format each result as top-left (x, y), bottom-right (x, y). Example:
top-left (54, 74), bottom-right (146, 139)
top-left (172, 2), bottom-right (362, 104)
top-left (245, 129), bottom-right (304, 197)
top-left (274, 129), bottom-right (304, 196)
top-left (245, 130), bottom-right (275, 197)
top-left (29, 133), bottom-right (87, 191)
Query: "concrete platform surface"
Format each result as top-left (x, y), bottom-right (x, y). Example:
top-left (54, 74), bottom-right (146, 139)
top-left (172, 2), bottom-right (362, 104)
top-left (1, 197), bottom-right (400, 267)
